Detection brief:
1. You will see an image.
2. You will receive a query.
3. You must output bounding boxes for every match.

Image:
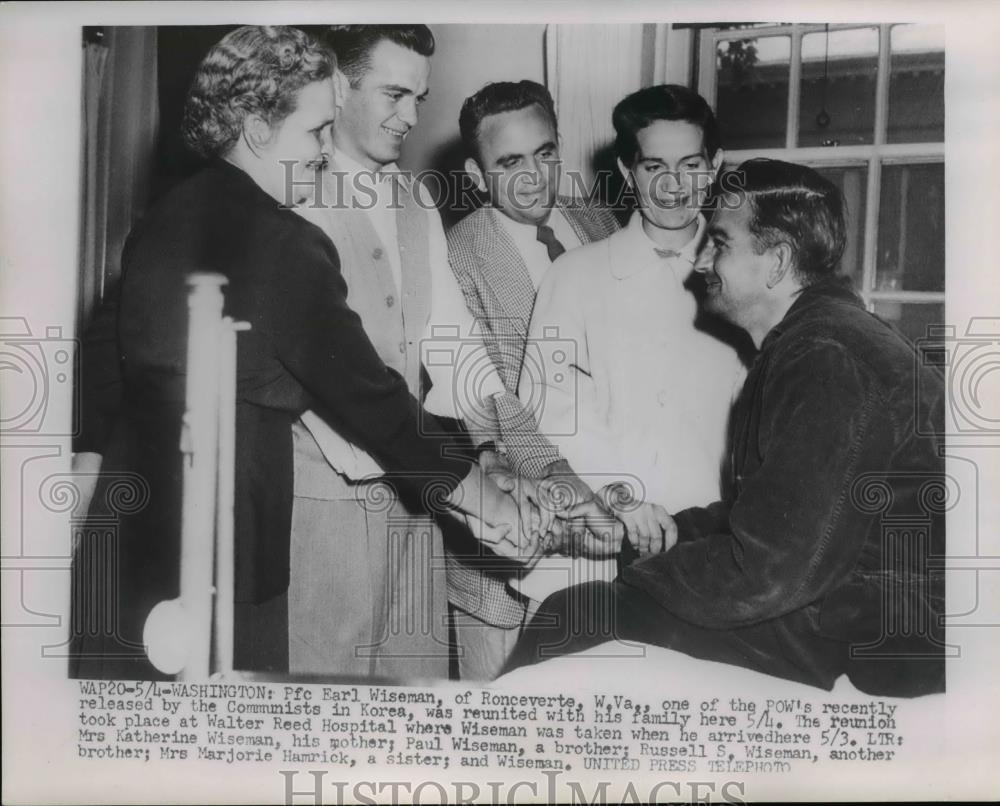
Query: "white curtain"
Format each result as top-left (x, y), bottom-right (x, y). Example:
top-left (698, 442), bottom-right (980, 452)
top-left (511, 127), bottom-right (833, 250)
top-left (77, 27), bottom-right (159, 328)
top-left (545, 24), bottom-right (646, 197)
top-left (78, 39), bottom-right (109, 330)
top-left (544, 24), bottom-right (696, 200)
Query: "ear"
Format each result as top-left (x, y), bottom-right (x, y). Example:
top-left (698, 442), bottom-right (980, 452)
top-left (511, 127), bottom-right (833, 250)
top-left (616, 157), bottom-right (633, 187)
top-left (464, 157), bottom-right (487, 193)
top-left (709, 148), bottom-right (725, 181)
top-left (243, 113), bottom-right (273, 155)
top-left (766, 241), bottom-right (795, 289)
top-left (333, 69), bottom-right (349, 108)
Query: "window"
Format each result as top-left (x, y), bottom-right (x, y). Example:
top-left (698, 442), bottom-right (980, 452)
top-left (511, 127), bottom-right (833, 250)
top-left (698, 23), bottom-right (945, 344)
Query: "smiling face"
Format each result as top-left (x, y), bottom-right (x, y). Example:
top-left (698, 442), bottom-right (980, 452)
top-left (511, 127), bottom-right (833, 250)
top-left (696, 202), bottom-right (775, 330)
top-left (469, 103), bottom-right (561, 226)
top-left (622, 119), bottom-right (721, 235)
top-left (256, 78), bottom-right (336, 206)
top-left (333, 39), bottom-right (430, 171)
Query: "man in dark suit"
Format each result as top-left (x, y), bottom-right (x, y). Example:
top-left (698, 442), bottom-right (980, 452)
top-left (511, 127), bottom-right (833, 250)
top-left (445, 80), bottom-right (619, 679)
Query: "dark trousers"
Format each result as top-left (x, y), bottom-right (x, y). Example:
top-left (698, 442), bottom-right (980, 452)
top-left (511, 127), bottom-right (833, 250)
top-left (503, 580), bottom-right (842, 690)
top-left (234, 592), bottom-right (288, 674)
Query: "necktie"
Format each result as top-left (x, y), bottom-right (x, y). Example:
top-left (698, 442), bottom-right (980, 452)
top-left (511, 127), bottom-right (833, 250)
top-left (654, 246), bottom-right (683, 260)
top-left (536, 224), bottom-right (566, 262)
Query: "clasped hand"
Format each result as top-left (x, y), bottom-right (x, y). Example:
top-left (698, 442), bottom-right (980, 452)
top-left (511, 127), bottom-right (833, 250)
top-left (532, 476), bottom-right (676, 559)
top-left (481, 460), bottom-right (678, 562)
top-left (455, 456), bottom-right (679, 568)
top-left (451, 457), bottom-right (548, 569)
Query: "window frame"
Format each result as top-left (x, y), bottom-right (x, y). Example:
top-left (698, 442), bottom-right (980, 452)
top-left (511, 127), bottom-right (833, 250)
top-left (697, 23), bottom-right (945, 313)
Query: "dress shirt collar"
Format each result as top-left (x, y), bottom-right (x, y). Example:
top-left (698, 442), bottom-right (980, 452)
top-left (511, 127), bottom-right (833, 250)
top-left (332, 147), bottom-right (391, 177)
top-left (490, 204), bottom-right (578, 291)
top-left (492, 203), bottom-right (568, 244)
top-left (612, 211), bottom-right (706, 280)
top-left (330, 148), bottom-right (411, 192)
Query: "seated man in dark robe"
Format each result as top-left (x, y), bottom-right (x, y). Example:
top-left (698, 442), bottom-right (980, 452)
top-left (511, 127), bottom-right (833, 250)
top-left (506, 158), bottom-right (947, 698)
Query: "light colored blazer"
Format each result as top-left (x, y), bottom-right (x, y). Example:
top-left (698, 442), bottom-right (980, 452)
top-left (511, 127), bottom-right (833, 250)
top-left (293, 171), bottom-right (434, 499)
top-left (448, 198), bottom-right (619, 394)
top-left (444, 199), bottom-right (619, 626)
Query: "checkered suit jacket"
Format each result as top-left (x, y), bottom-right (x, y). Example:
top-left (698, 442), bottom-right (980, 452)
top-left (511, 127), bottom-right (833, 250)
top-left (445, 198), bottom-right (619, 627)
top-left (449, 199), bottom-right (618, 393)
top-left (448, 199), bottom-right (620, 474)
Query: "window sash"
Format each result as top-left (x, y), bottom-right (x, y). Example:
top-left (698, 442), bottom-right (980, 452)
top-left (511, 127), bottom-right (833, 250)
top-left (697, 23), bottom-right (944, 309)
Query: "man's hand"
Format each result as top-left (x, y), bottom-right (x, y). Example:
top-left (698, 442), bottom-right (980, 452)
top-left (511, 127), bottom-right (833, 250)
top-left (597, 484), bottom-right (678, 556)
top-left (482, 480), bottom-right (545, 571)
top-left (449, 464), bottom-right (543, 568)
top-left (535, 461), bottom-right (625, 557)
top-left (562, 495), bottom-right (625, 557)
top-left (477, 445), bottom-right (510, 476)
top-left (461, 509), bottom-right (543, 571)
top-left (537, 459), bottom-right (593, 511)
top-left (482, 451), bottom-right (559, 548)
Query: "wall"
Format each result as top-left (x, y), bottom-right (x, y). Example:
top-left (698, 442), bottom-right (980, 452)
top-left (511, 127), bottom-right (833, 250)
top-left (397, 24), bottom-right (547, 225)
top-left (399, 23), bottom-right (547, 173)
top-left (79, 27), bottom-right (159, 327)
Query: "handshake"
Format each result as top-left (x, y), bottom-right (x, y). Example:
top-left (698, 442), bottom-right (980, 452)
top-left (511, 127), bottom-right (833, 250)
top-left (448, 451), bottom-right (678, 570)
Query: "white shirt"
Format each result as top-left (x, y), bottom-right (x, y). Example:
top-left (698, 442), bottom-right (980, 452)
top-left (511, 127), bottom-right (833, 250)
top-left (524, 211), bottom-right (745, 506)
top-left (514, 212), bottom-right (746, 601)
top-left (294, 151), bottom-right (504, 478)
top-left (494, 205), bottom-right (582, 290)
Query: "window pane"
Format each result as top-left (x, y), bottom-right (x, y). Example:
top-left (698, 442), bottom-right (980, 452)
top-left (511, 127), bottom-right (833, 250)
top-left (814, 164), bottom-right (867, 285)
top-left (873, 302), bottom-right (945, 347)
top-left (798, 27), bottom-right (879, 147)
top-left (715, 35), bottom-right (790, 150)
top-left (713, 23), bottom-right (787, 31)
top-left (887, 24), bottom-right (944, 143)
top-left (876, 163), bottom-right (945, 292)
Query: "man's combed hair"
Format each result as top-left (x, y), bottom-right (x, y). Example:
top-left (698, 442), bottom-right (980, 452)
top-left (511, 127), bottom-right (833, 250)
top-left (182, 26), bottom-right (334, 159)
top-left (726, 158), bottom-right (848, 286)
top-left (459, 80), bottom-right (559, 164)
top-left (322, 25), bottom-right (435, 88)
top-left (612, 84), bottom-right (721, 165)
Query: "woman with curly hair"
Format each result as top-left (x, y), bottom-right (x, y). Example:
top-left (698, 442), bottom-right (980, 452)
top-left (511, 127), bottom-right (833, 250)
top-left (71, 26), bottom-right (533, 680)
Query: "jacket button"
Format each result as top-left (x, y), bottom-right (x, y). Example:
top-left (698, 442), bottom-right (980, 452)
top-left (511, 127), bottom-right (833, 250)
top-left (373, 247), bottom-right (384, 260)
top-left (386, 294), bottom-right (395, 307)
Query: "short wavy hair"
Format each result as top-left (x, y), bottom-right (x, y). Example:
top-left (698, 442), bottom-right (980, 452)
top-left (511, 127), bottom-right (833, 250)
top-left (322, 25), bottom-right (435, 88)
top-left (612, 84), bottom-right (720, 165)
top-left (459, 80), bottom-right (559, 165)
top-left (723, 158), bottom-right (847, 286)
top-left (182, 26), bottom-right (335, 159)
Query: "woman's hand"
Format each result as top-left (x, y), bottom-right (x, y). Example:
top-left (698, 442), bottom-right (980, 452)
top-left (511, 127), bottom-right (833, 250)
top-left (448, 465), bottom-right (543, 567)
